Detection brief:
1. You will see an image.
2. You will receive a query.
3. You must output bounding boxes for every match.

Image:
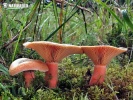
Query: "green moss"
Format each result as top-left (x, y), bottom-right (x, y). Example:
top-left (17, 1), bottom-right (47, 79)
top-left (1, 62), bottom-right (133, 99)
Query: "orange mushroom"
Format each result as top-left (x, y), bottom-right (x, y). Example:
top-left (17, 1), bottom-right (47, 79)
top-left (23, 41), bottom-right (83, 88)
top-left (9, 58), bottom-right (48, 88)
top-left (82, 45), bottom-right (127, 86)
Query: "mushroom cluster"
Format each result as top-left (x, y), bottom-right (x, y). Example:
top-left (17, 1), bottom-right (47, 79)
top-left (9, 41), bottom-right (127, 88)
top-left (23, 41), bottom-right (83, 88)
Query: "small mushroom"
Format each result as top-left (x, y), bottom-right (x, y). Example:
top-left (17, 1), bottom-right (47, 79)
top-left (82, 45), bottom-right (127, 86)
top-left (9, 58), bottom-right (48, 88)
top-left (23, 41), bottom-right (83, 88)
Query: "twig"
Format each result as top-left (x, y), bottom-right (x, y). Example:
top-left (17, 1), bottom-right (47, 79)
top-left (54, 0), bottom-right (93, 14)
top-left (65, 1), bottom-right (92, 14)
top-left (0, 22), bottom-right (31, 49)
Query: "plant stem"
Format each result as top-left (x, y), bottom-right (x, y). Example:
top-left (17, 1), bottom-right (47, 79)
top-left (45, 62), bottom-right (58, 88)
top-left (89, 65), bottom-right (106, 86)
top-left (23, 71), bottom-right (35, 88)
top-left (58, 0), bottom-right (64, 43)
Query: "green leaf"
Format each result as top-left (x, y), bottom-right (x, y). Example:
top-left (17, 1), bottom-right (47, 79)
top-left (0, 64), bottom-right (9, 76)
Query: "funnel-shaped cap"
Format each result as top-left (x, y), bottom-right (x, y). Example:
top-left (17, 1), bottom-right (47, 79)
top-left (9, 58), bottom-right (48, 76)
top-left (82, 45), bottom-right (127, 65)
top-left (23, 41), bottom-right (83, 62)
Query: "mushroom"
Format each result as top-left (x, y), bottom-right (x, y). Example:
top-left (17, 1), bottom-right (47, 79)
top-left (9, 58), bottom-right (48, 88)
top-left (82, 45), bottom-right (127, 86)
top-left (23, 41), bottom-right (83, 88)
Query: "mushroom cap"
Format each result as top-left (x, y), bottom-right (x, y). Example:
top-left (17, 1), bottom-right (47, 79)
top-left (82, 45), bottom-right (127, 65)
top-left (9, 58), bottom-right (48, 76)
top-left (23, 41), bottom-right (83, 62)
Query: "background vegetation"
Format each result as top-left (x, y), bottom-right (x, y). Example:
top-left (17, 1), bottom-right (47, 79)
top-left (0, 0), bottom-right (133, 99)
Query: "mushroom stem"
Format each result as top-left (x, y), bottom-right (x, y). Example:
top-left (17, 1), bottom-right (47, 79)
top-left (23, 71), bottom-right (35, 88)
top-left (89, 65), bottom-right (106, 86)
top-left (45, 62), bottom-right (58, 88)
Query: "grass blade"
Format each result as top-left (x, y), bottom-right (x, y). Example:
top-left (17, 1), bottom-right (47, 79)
top-left (45, 9), bottom-right (79, 41)
top-left (121, 9), bottom-right (133, 31)
top-left (12, 1), bottom-right (41, 61)
top-left (96, 0), bottom-right (123, 25)
top-left (0, 64), bottom-right (9, 76)
top-left (26, 0), bottom-right (41, 24)
top-left (0, 83), bottom-right (6, 92)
